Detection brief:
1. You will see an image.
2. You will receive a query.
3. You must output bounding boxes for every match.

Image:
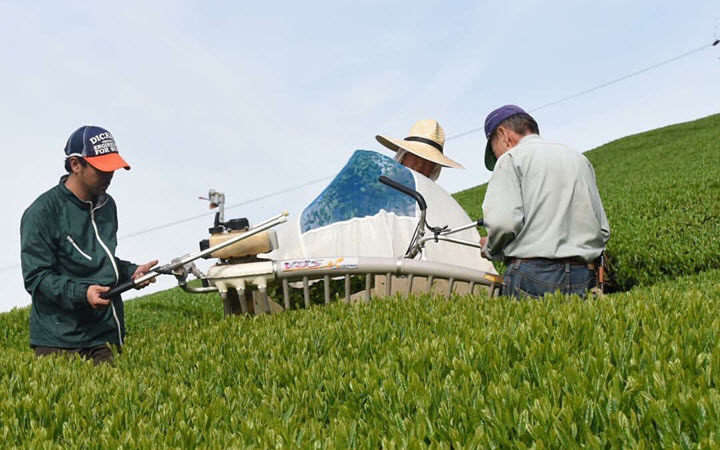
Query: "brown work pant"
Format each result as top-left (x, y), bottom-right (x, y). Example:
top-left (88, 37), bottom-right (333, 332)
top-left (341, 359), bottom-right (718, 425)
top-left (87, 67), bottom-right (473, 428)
top-left (34, 344), bottom-right (121, 365)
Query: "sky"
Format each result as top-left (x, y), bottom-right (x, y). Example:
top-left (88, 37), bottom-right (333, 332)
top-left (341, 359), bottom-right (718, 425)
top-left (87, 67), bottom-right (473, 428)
top-left (0, 0), bottom-right (718, 312)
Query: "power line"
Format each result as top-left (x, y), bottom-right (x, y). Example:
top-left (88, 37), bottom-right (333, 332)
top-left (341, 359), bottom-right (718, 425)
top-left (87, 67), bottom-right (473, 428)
top-left (528, 42), bottom-right (716, 113)
top-left (114, 38), bottom-right (720, 242)
top-left (118, 176), bottom-right (332, 239)
top-left (447, 40), bottom-right (718, 141)
top-left (0, 264), bottom-right (21, 273)
top-left (2, 39), bottom-right (716, 274)
top-left (0, 177), bottom-right (333, 273)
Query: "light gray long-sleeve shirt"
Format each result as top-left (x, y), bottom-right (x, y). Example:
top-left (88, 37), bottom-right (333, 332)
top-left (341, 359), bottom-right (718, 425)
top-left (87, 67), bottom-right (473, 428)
top-left (482, 134), bottom-right (610, 262)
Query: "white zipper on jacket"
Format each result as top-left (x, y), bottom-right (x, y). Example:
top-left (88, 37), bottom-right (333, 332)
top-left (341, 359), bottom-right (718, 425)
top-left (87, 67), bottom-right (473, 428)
top-left (66, 235), bottom-right (93, 260)
top-left (87, 199), bottom-right (124, 347)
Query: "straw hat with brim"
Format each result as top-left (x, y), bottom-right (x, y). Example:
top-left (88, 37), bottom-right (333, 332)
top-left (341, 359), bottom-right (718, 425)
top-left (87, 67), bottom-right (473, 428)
top-left (376, 119), bottom-right (463, 169)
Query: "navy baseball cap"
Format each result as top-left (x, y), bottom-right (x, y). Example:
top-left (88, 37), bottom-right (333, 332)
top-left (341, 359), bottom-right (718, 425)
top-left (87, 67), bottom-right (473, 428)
top-left (483, 105), bottom-right (528, 171)
top-left (64, 125), bottom-right (130, 171)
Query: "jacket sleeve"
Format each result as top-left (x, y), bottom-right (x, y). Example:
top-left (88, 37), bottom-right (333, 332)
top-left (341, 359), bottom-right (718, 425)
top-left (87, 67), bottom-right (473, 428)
top-left (115, 257), bottom-right (138, 283)
top-left (21, 207), bottom-right (90, 310)
top-left (482, 155), bottom-right (525, 261)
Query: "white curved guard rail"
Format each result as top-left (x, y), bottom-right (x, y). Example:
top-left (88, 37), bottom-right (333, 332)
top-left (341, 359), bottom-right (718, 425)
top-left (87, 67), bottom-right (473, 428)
top-left (205, 256), bottom-right (502, 316)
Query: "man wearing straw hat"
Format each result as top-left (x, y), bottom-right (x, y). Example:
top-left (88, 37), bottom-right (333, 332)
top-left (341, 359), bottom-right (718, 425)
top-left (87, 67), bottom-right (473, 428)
top-left (480, 105), bottom-right (610, 299)
top-left (376, 119), bottom-right (463, 180)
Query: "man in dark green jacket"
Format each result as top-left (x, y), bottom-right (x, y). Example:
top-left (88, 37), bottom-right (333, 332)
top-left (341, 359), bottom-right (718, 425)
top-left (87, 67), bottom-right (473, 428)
top-left (21, 126), bottom-right (157, 364)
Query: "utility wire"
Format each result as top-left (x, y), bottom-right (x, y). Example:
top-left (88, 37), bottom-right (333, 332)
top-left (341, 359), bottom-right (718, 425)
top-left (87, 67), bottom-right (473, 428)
top-left (113, 38), bottom-right (720, 242)
top-left (1, 39), bottom-right (717, 273)
top-left (528, 42), bottom-right (717, 113)
top-left (118, 176), bottom-right (332, 239)
top-left (0, 177), bottom-right (332, 273)
top-left (447, 40), bottom-right (718, 141)
top-left (0, 264), bottom-right (21, 272)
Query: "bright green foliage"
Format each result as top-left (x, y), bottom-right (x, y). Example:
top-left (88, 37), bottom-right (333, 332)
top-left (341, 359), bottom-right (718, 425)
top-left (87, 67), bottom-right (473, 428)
top-left (2, 115), bottom-right (719, 447)
top-left (454, 114), bottom-right (720, 290)
top-left (2, 270), bottom-right (720, 447)
top-left (453, 184), bottom-right (487, 229)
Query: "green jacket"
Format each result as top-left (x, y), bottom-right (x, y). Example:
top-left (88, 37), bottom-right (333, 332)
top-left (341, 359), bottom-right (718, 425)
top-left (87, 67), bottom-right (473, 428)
top-left (21, 177), bottom-right (138, 348)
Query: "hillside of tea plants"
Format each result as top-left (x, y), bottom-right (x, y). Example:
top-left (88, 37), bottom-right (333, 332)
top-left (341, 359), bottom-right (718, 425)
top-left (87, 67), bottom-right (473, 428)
top-left (1, 114), bottom-right (718, 447)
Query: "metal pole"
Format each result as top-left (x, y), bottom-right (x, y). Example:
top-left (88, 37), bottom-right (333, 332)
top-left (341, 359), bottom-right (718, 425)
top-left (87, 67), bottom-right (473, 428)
top-left (344, 274), bottom-right (351, 304)
top-left (440, 221), bottom-right (482, 236)
top-left (282, 279), bottom-right (290, 310)
top-left (426, 275), bottom-right (434, 293)
top-left (447, 277), bottom-right (455, 297)
top-left (324, 275), bottom-right (331, 305)
top-left (365, 275), bottom-right (372, 302)
top-left (406, 274), bottom-right (414, 296)
top-left (418, 235), bottom-right (483, 250)
top-left (132, 213), bottom-right (289, 286)
top-left (239, 288), bottom-right (249, 314)
top-left (259, 286), bottom-right (271, 314)
top-left (302, 277), bottom-right (310, 308)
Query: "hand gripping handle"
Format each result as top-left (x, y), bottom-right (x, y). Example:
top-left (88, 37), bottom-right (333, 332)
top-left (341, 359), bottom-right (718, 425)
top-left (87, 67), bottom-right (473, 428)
top-left (100, 279), bottom-right (136, 299)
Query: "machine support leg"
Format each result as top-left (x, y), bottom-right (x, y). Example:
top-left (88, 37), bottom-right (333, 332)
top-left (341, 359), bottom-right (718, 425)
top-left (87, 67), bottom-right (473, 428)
top-left (324, 275), bottom-right (331, 305)
top-left (447, 277), bottom-right (455, 298)
top-left (344, 274), bottom-right (351, 304)
top-left (365, 274), bottom-right (372, 303)
top-left (302, 276), bottom-right (310, 308)
top-left (406, 274), bottom-right (414, 297)
top-left (282, 279), bottom-right (290, 310)
top-left (239, 289), bottom-right (249, 315)
top-left (259, 286), bottom-right (271, 315)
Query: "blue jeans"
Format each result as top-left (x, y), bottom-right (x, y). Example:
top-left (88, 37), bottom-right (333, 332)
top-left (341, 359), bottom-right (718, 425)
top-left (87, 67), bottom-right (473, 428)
top-left (502, 259), bottom-right (596, 299)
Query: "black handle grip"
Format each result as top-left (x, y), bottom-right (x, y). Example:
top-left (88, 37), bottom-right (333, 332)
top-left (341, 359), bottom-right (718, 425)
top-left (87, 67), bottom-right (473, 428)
top-left (100, 279), bottom-right (136, 299)
top-left (476, 219), bottom-right (484, 227)
top-left (378, 176), bottom-right (427, 211)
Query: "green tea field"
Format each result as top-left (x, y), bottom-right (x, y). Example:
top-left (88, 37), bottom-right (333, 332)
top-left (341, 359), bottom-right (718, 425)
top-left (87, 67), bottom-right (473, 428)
top-left (2, 114), bottom-right (718, 447)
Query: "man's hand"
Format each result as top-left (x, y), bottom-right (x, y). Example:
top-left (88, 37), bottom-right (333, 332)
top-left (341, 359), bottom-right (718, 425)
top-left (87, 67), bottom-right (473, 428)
top-left (132, 260), bottom-right (159, 290)
top-left (480, 237), bottom-right (490, 260)
top-left (87, 285), bottom-right (111, 309)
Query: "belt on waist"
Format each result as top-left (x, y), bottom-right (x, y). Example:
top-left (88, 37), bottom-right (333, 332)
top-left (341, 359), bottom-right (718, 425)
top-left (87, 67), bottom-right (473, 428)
top-left (508, 257), bottom-right (596, 270)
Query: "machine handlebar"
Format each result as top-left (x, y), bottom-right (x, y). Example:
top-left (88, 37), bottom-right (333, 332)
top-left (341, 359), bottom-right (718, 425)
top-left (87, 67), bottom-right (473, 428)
top-left (378, 176), bottom-right (427, 211)
top-left (100, 279), bottom-right (137, 299)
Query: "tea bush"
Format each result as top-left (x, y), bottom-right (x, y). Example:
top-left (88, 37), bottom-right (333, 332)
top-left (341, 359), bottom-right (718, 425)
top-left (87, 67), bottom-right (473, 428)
top-left (1, 269), bottom-right (720, 447)
top-left (454, 114), bottom-right (720, 290)
top-left (3, 115), bottom-right (719, 447)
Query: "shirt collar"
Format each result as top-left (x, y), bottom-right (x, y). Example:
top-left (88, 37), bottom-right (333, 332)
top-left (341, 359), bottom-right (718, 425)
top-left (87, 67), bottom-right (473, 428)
top-left (500, 134), bottom-right (542, 163)
top-left (519, 134), bottom-right (542, 144)
top-left (58, 175), bottom-right (108, 209)
top-left (58, 175), bottom-right (86, 207)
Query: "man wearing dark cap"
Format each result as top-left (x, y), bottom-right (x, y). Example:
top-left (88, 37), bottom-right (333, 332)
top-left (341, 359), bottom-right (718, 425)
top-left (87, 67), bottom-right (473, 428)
top-left (20, 126), bottom-right (157, 364)
top-left (480, 106), bottom-right (610, 299)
